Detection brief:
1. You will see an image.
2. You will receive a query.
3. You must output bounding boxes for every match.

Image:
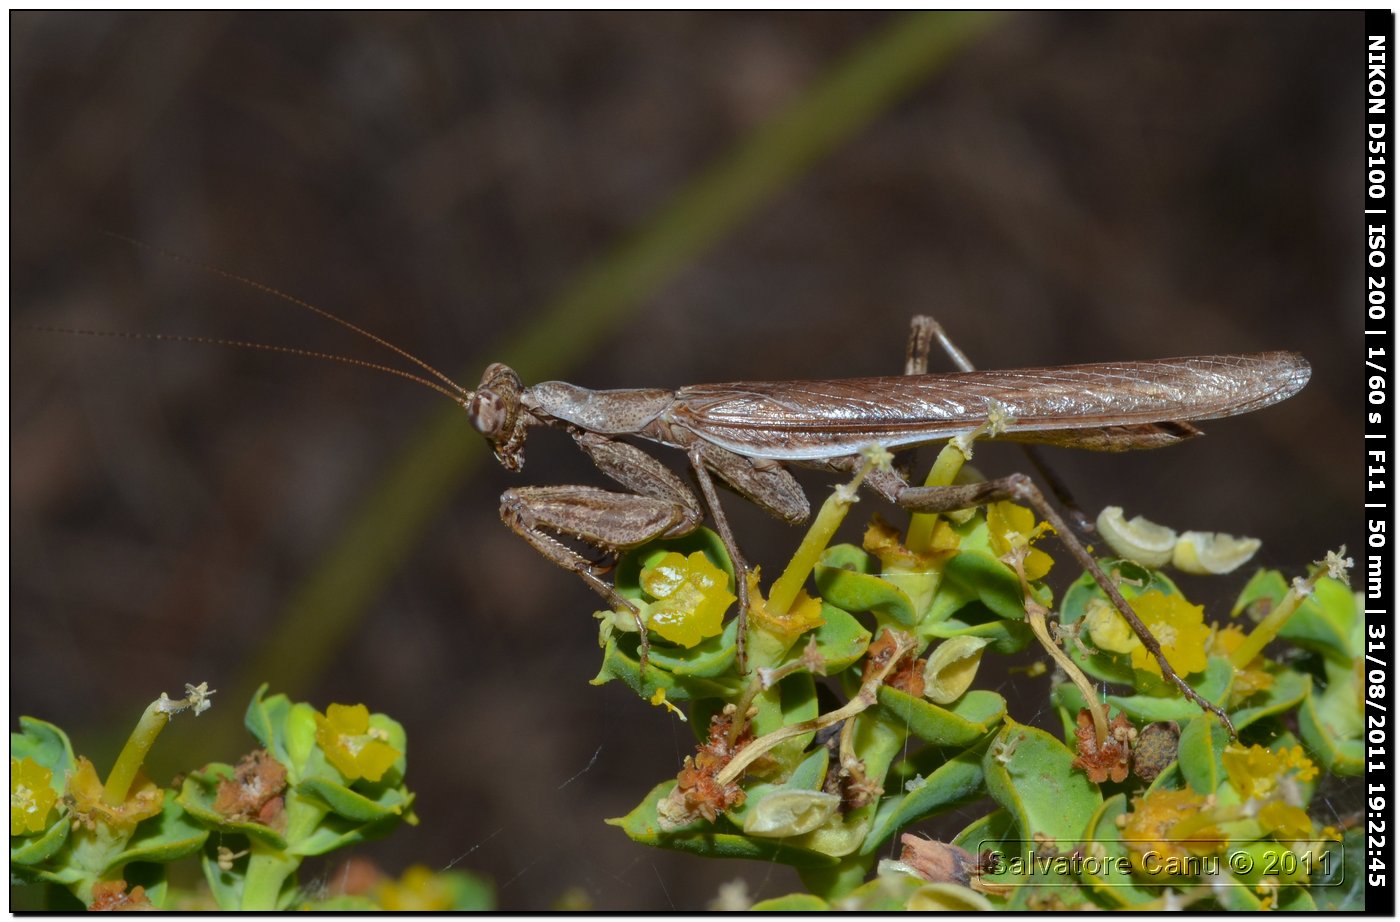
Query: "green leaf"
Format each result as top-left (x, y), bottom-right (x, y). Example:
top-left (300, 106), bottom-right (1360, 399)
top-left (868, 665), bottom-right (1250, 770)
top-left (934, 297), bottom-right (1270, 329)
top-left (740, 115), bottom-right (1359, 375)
top-left (606, 781), bottom-right (838, 868)
top-left (809, 605), bottom-right (872, 672)
top-left (1313, 827), bottom-right (1365, 911)
top-left (177, 764), bottom-right (289, 850)
top-left (1105, 655), bottom-right (1233, 724)
top-left (1298, 686), bottom-right (1364, 776)
top-left (1079, 794), bottom-right (1156, 907)
top-left (1231, 668), bottom-right (1310, 731)
top-left (637, 617), bottom-right (738, 677)
top-left (814, 555), bottom-right (918, 625)
top-left (874, 686), bottom-right (1006, 748)
top-left (861, 736), bottom-right (989, 854)
top-left (938, 549), bottom-right (1032, 622)
top-left (731, 673), bottom-right (821, 777)
top-left (589, 633), bottom-right (739, 701)
top-left (923, 615), bottom-right (1032, 655)
top-left (291, 810), bottom-right (404, 857)
top-left (983, 721), bottom-right (1102, 848)
top-left (751, 893), bottom-right (830, 910)
top-left (104, 789), bottom-right (209, 869)
top-left (199, 842), bottom-right (246, 911)
top-left (725, 748), bottom-right (830, 830)
top-left (284, 702), bottom-right (320, 782)
top-left (1177, 715), bottom-right (1229, 795)
top-left (951, 809), bottom-right (1018, 906)
top-left (839, 874), bottom-right (925, 910)
top-left (9, 809), bottom-right (69, 866)
top-left (905, 882), bottom-right (996, 911)
top-left (9, 863), bottom-right (86, 889)
top-left (297, 776), bottom-right (414, 826)
top-left (244, 685), bottom-right (293, 769)
top-left (10, 717), bottom-right (75, 792)
top-left (1059, 563), bottom-right (1188, 686)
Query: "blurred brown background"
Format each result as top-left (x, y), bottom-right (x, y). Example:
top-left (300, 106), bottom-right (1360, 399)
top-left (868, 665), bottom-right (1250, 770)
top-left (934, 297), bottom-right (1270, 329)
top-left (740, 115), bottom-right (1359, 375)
top-left (12, 12), bottom-right (1362, 910)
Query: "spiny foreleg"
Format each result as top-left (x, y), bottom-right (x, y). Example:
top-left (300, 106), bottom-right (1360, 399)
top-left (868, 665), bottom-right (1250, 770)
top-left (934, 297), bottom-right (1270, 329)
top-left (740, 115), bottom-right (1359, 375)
top-left (500, 433), bottom-right (704, 669)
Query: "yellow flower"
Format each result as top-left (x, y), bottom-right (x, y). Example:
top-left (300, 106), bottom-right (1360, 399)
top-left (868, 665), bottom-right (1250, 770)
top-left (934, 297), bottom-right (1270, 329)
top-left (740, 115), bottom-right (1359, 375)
top-left (863, 517), bottom-right (957, 570)
top-left (640, 551), bottom-right (736, 648)
top-left (746, 569), bottom-right (825, 644)
top-left (986, 502), bottom-right (1053, 581)
top-left (649, 688), bottom-right (687, 721)
top-left (1211, 625), bottom-right (1274, 702)
top-left (1084, 598), bottom-right (1138, 654)
top-left (377, 865), bottom-right (452, 911)
top-left (1121, 789), bottom-right (1223, 875)
top-left (1222, 743), bottom-right (1318, 802)
top-left (10, 757), bottom-right (58, 836)
top-left (314, 703), bottom-right (400, 783)
top-left (1258, 801), bottom-right (1314, 840)
top-left (64, 756), bottom-right (162, 832)
top-left (1126, 591), bottom-right (1209, 679)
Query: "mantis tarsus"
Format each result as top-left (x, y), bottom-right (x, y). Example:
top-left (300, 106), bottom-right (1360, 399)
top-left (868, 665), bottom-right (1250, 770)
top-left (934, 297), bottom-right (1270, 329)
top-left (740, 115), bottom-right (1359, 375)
top-left (45, 244), bottom-right (1312, 737)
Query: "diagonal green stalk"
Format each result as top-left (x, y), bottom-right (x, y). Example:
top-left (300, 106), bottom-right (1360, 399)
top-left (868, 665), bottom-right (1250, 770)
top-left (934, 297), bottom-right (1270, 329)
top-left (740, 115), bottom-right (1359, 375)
top-left (904, 439), bottom-right (971, 552)
top-left (223, 13), bottom-right (1007, 734)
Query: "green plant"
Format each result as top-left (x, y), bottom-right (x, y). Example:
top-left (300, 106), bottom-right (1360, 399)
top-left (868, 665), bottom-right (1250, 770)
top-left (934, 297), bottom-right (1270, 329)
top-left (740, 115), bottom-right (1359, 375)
top-left (10, 685), bottom-right (490, 910)
top-left (588, 445), bottom-right (1362, 910)
top-left (13, 445), bottom-right (1361, 910)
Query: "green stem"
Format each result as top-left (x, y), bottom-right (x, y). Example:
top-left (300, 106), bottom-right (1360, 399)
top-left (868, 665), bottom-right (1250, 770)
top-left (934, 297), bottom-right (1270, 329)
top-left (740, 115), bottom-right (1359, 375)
top-left (905, 440), bottom-right (968, 552)
top-left (240, 840), bottom-right (299, 911)
top-left (1231, 579), bottom-right (1311, 668)
top-left (101, 702), bottom-right (169, 807)
top-left (800, 853), bottom-right (877, 901)
top-left (768, 488), bottom-right (860, 616)
top-left (770, 449), bottom-right (887, 615)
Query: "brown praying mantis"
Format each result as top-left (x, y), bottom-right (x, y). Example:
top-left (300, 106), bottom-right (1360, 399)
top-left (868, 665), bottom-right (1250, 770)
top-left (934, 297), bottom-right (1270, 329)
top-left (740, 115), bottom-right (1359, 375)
top-left (43, 244), bottom-right (1312, 736)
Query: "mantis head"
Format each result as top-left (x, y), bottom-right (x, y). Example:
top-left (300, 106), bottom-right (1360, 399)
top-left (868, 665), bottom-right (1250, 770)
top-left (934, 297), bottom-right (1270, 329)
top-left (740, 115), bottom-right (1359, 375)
top-left (467, 362), bottom-right (530, 471)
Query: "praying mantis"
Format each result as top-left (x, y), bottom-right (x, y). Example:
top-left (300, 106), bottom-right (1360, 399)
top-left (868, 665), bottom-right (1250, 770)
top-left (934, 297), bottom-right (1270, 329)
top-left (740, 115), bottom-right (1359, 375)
top-left (42, 244), bottom-right (1312, 735)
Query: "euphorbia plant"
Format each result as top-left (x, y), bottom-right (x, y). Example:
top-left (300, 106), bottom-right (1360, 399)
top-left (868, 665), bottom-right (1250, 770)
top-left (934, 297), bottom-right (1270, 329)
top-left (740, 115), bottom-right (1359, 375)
top-left (11, 684), bottom-right (489, 910)
top-left (588, 439), bottom-right (1360, 910)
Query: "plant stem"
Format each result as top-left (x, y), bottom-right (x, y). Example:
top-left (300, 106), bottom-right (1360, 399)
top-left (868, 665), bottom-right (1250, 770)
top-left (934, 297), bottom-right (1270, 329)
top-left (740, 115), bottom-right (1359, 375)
top-left (717, 631), bottom-right (914, 786)
top-left (1231, 580), bottom-right (1310, 668)
top-left (240, 841), bottom-right (298, 911)
top-left (906, 440), bottom-right (969, 552)
top-left (769, 459), bottom-right (879, 615)
top-left (101, 703), bottom-right (168, 807)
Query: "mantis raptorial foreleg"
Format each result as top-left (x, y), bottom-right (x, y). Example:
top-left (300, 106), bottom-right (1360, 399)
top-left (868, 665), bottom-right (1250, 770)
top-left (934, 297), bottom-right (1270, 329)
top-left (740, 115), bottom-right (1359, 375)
top-left (498, 433), bottom-right (703, 666)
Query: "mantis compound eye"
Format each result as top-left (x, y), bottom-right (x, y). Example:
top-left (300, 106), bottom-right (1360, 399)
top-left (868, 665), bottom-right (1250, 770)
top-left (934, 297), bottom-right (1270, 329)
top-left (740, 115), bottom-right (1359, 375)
top-left (467, 390), bottom-right (509, 440)
top-left (467, 363), bottom-right (528, 471)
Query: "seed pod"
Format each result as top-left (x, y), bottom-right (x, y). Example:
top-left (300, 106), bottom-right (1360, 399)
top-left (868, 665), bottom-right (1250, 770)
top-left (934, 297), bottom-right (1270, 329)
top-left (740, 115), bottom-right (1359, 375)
top-left (742, 790), bottom-right (841, 837)
top-left (1172, 530), bottom-right (1261, 575)
top-left (1095, 506), bottom-right (1177, 568)
top-left (922, 636), bottom-right (992, 704)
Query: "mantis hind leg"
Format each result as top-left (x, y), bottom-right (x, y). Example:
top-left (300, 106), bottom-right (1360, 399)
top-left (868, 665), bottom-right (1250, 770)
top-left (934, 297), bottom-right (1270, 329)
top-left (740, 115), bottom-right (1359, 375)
top-left (873, 467), bottom-right (1236, 738)
top-left (904, 314), bottom-right (1094, 534)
